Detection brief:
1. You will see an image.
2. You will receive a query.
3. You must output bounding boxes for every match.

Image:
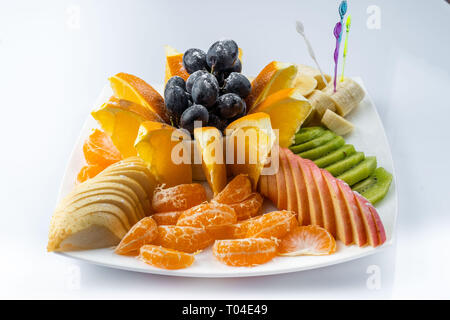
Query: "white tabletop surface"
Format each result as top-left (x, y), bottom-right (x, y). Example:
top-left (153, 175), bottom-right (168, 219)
top-left (0, 0), bottom-right (449, 299)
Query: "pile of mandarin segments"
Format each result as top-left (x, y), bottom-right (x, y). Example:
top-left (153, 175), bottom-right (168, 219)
top-left (114, 174), bottom-right (336, 270)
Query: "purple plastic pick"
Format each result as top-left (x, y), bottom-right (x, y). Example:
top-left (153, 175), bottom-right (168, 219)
top-left (333, 22), bottom-right (343, 92)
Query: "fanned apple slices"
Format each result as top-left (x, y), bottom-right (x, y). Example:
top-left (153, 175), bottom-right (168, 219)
top-left (258, 148), bottom-right (386, 247)
top-left (48, 157), bottom-right (157, 252)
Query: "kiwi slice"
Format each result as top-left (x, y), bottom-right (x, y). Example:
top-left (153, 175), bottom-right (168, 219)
top-left (353, 167), bottom-right (393, 204)
top-left (314, 144), bottom-right (356, 168)
top-left (299, 136), bottom-right (345, 160)
top-left (294, 127), bottom-right (325, 145)
top-left (325, 152), bottom-right (365, 176)
top-left (290, 131), bottom-right (335, 154)
top-left (337, 156), bottom-right (377, 186)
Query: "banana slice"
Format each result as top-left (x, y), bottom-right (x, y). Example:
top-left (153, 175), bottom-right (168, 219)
top-left (294, 75), bottom-right (317, 97)
top-left (297, 64), bottom-right (332, 90)
top-left (308, 90), bottom-right (336, 117)
top-left (323, 78), bottom-right (365, 116)
top-left (321, 109), bottom-right (354, 136)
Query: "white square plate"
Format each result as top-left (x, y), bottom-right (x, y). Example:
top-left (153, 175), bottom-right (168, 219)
top-left (54, 78), bottom-right (397, 277)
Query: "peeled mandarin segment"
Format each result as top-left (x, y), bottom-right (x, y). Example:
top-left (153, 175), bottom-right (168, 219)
top-left (212, 238), bottom-right (278, 267)
top-left (151, 211), bottom-right (183, 225)
top-left (135, 121), bottom-right (192, 187)
top-left (245, 61), bottom-right (298, 111)
top-left (115, 217), bottom-right (158, 256)
top-left (152, 183), bottom-right (207, 213)
top-left (278, 225), bottom-right (336, 256)
top-left (225, 113), bottom-right (276, 189)
top-left (246, 210), bottom-right (297, 239)
top-left (250, 88), bottom-right (312, 148)
top-left (109, 72), bottom-right (169, 123)
top-left (83, 129), bottom-right (122, 167)
top-left (154, 225), bottom-right (213, 253)
top-left (164, 45), bottom-right (190, 84)
top-left (229, 193), bottom-right (263, 221)
top-left (214, 174), bottom-right (252, 204)
top-left (194, 127), bottom-right (227, 196)
top-left (226, 216), bottom-right (262, 239)
top-left (91, 97), bottom-right (164, 158)
top-left (77, 164), bottom-right (104, 184)
top-left (176, 203), bottom-right (237, 238)
top-left (139, 245), bottom-right (195, 270)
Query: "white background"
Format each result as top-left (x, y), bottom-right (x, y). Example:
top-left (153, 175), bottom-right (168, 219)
top-left (0, 0), bottom-right (449, 299)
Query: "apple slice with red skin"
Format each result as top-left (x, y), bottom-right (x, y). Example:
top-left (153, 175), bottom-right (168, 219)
top-left (367, 201), bottom-right (387, 245)
top-left (321, 170), bottom-right (353, 245)
top-left (354, 193), bottom-right (380, 247)
top-left (337, 180), bottom-right (367, 246)
top-left (267, 170), bottom-right (279, 206)
top-left (297, 157), bottom-right (323, 227)
top-left (305, 159), bottom-right (337, 237)
top-left (258, 173), bottom-right (268, 197)
top-left (280, 148), bottom-right (298, 214)
top-left (285, 149), bottom-right (308, 225)
top-left (276, 150), bottom-right (288, 210)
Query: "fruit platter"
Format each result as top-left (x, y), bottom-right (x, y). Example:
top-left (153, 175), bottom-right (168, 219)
top-left (49, 37), bottom-right (397, 277)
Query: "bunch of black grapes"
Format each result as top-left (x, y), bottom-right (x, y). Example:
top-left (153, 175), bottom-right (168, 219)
top-left (164, 39), bottom-right (251, 136)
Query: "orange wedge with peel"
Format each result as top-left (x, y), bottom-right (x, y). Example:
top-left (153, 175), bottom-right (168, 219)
top-left (164, 45), bottom-right (190, 84)
top-left (225, 113), bottom-right (275, 189)
top-left (245, 61), bottom-right (298, 111)
top-left (134, 121), bottom-right (192, 187)
top-left (92, 96), bottom-right (164, 158)
top-left (194, 127), bottom-right (227, 195)
top-left (251, 88), bottom-right (312, 148)
top-left (109, 72), bottom-right (169, 123)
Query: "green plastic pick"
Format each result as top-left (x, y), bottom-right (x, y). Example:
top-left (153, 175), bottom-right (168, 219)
top-left (341, 15), bottom-right (351, 82)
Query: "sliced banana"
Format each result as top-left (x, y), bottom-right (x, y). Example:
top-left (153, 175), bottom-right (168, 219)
top-left (322, 78), bottom-right (365, 116)
top-left (321, 109), bottom-right (354, 136)
top-left (297, 64), bottom-right (332, 90)
top-left (293, 75), bottom-right (317, 97)
top-left (308, 90), bottom-right (336, 117)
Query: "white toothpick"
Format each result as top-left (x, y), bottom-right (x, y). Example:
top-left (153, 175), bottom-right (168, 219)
top-left (295, 20), bottom-right (328, 86)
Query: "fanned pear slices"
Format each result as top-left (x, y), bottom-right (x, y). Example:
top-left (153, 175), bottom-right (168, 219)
top-left (225, 113), bottom-right (276, 189)
top-left (194, 127), bottom-right (227, 195)
top-left (250, 88), bottom-right (312, 148)
top-left (91, 96), bottom-right (164, 158)
top-left (47, 157), bottom-right (157, 252)
top-left (258, 148), bottom-right (386, 247)
top-left (134, 121), bottom-right (192, 187)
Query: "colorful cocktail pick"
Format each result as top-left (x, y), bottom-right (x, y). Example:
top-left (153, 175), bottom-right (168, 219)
top-left (340, 15), bottom-right (351, 82)
top-left (295, 20), bottom-right (328, 87)
top-left (338, 1), bottom-right (348, 41)
top-left (332, 21), bottom-right (343, 92)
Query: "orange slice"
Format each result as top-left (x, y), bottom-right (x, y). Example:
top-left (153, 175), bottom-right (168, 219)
top-left (83, 129), bottom-right (122, 167)
top-left (164, 45), bottom-right (190, 84)
top-left (109, 72), bottom-right (169, 123)
top-left (194, 127), bottom-right (227, 195)
top-left (225, 113), bottom-right (276, 189)
top-left (213, 238), bottom-right (278, 267)
top-left (139, 245), bottom-right (195, 269)
top-left (278, 225), bottom-right (336, 256)
top-left (251, 88), bottom-right (312, 148)
top-left (115, 217), bottom-right (158, 256)
top-left (92, 96), bottom-right (164, 158)
top-left (245, 61), bottom-right (298, 111)
top-left (135, 121), bottom-right (192, 187)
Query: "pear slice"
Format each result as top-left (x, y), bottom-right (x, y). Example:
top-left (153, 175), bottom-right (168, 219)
top-left (275, 148), bottom-right (288, 210)
top-left (285, 149), bottom-right (309, 225)
top-left (354, 193), bottom-right (380, 247)
top-left (279, 148), bottom-right (298, 214)
top-left (48, 212), bottom-right (127, 252)
top-left (297, 158), bottom-right (323, 227)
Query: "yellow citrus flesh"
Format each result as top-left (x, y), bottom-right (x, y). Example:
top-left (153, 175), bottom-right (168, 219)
top-left (135, 121), bottom-right (192, 187)
top-left (194, 127), bottom-right (227, 195)
top-left (251, 88), bottom-right (312, 148)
